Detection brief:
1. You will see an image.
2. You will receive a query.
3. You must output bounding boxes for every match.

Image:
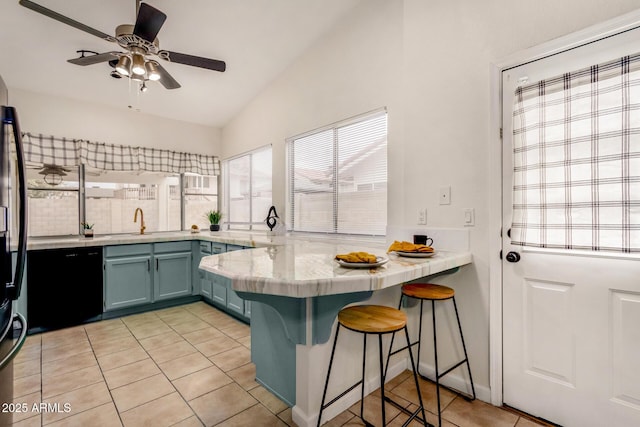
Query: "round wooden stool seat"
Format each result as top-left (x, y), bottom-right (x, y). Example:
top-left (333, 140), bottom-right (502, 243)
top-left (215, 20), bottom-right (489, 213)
top-left (402, 283), bottom-right (455, 300)
top-left (338, 305), bottom-right (407, 333)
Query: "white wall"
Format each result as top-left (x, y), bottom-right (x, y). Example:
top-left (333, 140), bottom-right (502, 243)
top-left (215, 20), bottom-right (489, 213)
top-left (219, 0), bottom-right (640, 413)
top-left (222, 0), bottom-right (404, 218)
top-left (10, 89), bottom-right (221, 154)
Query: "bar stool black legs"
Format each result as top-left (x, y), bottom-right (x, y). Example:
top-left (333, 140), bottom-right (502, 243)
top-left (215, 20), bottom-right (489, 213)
top-left (388, 284), bottom-right (476, 427)
top-left (317, 305), bottom-right (430, 427)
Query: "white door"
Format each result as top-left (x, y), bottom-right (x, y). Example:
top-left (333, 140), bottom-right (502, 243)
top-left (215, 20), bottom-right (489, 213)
top-left (502, 27), bottom-right (640, 427)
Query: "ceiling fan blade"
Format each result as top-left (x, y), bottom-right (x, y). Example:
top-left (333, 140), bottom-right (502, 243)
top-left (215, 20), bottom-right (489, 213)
top-left (19, 0), bottom-right (112, 41)
top-left (67, 52), bottom-right (121, 66)
top-left (155, 63), bottom-right (181, 90)
top-left (158, 51), bottom-right (226, 72)
top-left (133, 3), bottom-right (167, 43)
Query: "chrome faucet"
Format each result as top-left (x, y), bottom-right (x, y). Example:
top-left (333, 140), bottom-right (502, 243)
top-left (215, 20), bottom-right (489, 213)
top-left (134, 207), bottom-right (146, 235)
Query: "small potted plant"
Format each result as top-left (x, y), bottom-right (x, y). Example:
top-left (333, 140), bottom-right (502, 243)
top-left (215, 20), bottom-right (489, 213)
top-left (81, 222), bottom-right (94, 238)
top-left (205, 210), bottom-right (222, 231)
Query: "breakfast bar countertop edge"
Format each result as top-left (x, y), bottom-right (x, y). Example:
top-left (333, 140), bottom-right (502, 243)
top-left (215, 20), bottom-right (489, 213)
top-left (198, 240), bottom-right (472, 298)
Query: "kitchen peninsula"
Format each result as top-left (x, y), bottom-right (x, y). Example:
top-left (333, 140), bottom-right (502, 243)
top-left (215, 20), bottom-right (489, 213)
top-left (198, 238), bottom-right (472, 427)
top-left (18, 230), bottom-right (471, 427)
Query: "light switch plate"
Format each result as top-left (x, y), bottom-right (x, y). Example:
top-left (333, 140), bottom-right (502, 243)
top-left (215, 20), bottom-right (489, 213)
top-left (439, 186), bottom-right (451, 205)
top-left (417, 208), bottom-right (427, 225)
top-left (463, 208), bottom-right (475, 226)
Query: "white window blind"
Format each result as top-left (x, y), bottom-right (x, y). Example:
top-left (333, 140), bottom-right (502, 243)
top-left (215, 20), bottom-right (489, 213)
top-left (288, 110), bottom-right (387, 235)
top-left (511, 54), bottom-right (640, 253)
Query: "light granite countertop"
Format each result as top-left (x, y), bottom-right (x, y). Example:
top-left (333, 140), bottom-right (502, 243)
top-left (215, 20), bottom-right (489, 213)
top-left (23, 229), bottom-right (387, 251)
top-left (23, 230), bottom-right (286, 250)
top-left (23, 230), bottom-right (471, 298)
top-left (199, 239), bottom-right (472, 298)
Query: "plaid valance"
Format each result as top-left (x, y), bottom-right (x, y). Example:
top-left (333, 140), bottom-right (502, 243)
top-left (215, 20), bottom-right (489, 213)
top-left (511, 54), bottom-right (640, 253)
top-left (22, 133), bottom-right (220, 176)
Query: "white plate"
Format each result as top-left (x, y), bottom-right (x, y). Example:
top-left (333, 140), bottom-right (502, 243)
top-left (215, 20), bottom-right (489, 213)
top-left (394, 251), bottom-right (436, 258)
top-left (336, 256), bottom-right (389, 268)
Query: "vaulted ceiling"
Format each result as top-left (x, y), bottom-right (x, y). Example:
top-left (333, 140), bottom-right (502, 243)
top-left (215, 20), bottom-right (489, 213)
top-left (0, 0), bottom-right (362, 127)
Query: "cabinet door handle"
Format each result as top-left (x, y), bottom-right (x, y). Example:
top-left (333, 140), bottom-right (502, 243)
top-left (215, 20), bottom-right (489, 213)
top-left (147, 259), bottom-right (150, 271)
top-left (155, 259), bottom-right (158, 270)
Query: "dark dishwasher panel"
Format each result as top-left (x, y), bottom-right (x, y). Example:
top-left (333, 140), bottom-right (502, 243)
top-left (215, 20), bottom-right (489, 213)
top-left (28, 247), bottom-right (103, 332)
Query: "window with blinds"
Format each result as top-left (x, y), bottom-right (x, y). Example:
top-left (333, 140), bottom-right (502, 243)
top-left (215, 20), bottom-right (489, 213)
top-left (287, 110), bottom-right (387, 235)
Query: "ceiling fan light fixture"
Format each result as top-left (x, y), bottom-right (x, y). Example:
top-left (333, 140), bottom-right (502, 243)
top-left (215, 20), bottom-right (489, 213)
top-left (145, 61), bottom-right (160, 81)
top-left (131, 53), bottom-right (146, 75)
top-left (38, 166), bottom-right (66, 186)
top-left (115, 55), bottom-right (132, 76)
top-left (43, 173), bottom-right (63, 186)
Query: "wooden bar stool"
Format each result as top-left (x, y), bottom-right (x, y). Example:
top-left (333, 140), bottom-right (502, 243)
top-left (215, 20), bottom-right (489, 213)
top-left (386, 284), bottom-right (476, 427)
top-left (317, 305), bottom-right (430, 427)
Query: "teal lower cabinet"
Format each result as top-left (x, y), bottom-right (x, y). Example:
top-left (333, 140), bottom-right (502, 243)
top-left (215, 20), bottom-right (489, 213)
top-left (200, 277), bottom-right (213, 299)
top-left (197, 241), bottom-right (217, 299)
top-left (102, 240), bottom-right (250, 320)
top-left (204, 272), bottom-right (250, 322)
top-left (211, 274), bottom-right (227, 307)
top-left (104, 242), bottom-right (195, 313)
top-left (227, 286), bottom-right (244, 315)
top-left (154, 251), bottom-right (192, 301)
top-left (244, 300), bottom-right (251, 319)
top-left (104, 255), bottom-right (152, 311)
top-left (198, 243), bottom-right (251, 322)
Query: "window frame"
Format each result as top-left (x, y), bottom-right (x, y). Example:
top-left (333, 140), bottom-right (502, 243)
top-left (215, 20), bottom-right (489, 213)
top-left (23, 163), bottom-right (219, 237)
top-left (223, 145), bottom-right (273, 231)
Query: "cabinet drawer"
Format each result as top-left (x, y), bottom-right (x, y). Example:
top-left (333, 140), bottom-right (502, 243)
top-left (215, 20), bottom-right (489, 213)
top-left (211, 242), bottom-right (226, 254)
top-left (105, 244), bottom-right (152, 258)
top-left (154, 241), bottom-right (192, 253)
top-left (226, 244), bottom-right (245, 252)
top-left (199, 241), bottom-right (212, 254)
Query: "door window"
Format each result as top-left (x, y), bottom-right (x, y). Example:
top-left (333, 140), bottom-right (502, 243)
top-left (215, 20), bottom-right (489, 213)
top-left (511, 54), bottom-right (640, 253)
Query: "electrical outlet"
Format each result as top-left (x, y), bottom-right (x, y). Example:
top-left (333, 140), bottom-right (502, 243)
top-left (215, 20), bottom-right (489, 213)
top-left (439, 186), bottom-right (451, 205)
top-left (417, 208), bottom-right (427, 225)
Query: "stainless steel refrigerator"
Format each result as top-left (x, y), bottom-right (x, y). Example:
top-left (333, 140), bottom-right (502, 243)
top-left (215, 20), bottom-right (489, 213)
top-left (0, 74), bottom-right (28, 427)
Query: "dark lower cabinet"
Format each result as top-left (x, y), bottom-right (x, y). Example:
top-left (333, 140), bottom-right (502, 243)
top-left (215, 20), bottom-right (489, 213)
top-left (27, 247), bottom-right (103, 332)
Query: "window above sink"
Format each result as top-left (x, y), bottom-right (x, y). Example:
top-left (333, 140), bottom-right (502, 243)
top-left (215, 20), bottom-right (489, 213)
top-left (23, 165), bottom-right (218, 238)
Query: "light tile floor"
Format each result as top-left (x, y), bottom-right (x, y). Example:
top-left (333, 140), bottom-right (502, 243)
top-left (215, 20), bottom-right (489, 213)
top-left (11, 302), bottom-right (547, 427)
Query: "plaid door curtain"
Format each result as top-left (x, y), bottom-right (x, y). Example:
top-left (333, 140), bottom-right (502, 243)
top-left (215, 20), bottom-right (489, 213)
top-left (511, 54), bottom-right (640, 253)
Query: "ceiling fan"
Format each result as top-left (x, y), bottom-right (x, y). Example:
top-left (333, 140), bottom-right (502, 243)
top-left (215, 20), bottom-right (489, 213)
top-left (19, 0), bottom-right (227, 90)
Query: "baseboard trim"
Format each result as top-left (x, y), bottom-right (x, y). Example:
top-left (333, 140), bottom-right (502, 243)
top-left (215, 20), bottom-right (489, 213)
top-left (292, 358), bottom-right (409, 427)
top-left (417, 361), bottom-right (491, 403)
